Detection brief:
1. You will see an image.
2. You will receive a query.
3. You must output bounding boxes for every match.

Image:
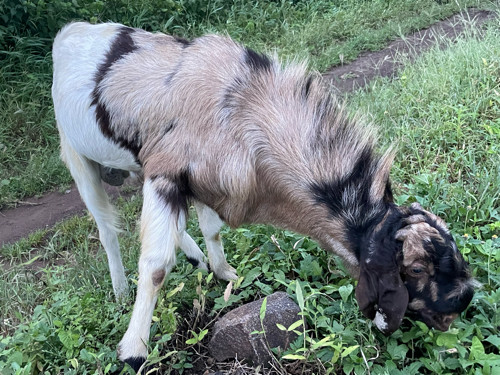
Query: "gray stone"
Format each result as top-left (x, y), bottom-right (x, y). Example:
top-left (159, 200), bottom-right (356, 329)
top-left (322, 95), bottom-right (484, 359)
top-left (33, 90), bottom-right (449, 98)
top-left (209, 292), bottom-right (301, 365)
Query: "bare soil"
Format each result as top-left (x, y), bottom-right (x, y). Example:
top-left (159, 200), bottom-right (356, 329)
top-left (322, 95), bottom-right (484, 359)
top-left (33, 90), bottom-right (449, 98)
top-left (324, 9), bottom-right (494, 93)
top-left (0, 8), bottom-right (494, 248)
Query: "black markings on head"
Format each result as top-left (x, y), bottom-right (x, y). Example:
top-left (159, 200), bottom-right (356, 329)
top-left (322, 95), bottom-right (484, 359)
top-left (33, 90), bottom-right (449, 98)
top-left (400, 209), bottom-right (474, 318)
top-left (244, 47), bottom-right (272, 72)
top-left (91, 27), bottom-right (142, 159)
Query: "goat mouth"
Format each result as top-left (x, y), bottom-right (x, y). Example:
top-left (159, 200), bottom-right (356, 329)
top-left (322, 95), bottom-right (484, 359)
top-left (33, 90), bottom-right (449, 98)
top-left (407, 309), bottom-right (457, 332)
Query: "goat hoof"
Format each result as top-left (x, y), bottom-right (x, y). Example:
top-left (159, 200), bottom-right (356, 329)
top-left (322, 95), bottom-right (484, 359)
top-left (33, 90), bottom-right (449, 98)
top-left (123, 356), bottom-right (146, 373)
top-left (215, 266), bottom-right (238, 281)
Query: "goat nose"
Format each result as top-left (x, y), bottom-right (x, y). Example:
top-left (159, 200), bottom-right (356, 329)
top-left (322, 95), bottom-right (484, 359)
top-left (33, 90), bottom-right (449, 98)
top-left (439, 313), bottom-right (458, 331)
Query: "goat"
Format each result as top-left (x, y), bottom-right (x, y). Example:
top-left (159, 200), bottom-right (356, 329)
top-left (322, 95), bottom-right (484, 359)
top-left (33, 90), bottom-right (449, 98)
top-left (52, 22), bottom-right (475, 371)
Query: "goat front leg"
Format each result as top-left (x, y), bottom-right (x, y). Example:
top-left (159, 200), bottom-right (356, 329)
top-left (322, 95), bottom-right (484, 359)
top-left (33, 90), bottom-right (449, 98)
top-left (118, 177), bottom-right (186, 371)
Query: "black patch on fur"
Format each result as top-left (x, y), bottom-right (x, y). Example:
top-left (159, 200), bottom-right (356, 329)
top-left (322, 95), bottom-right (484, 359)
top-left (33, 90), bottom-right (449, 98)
top-left (156, 169), bottom-right (194, 217)
top-left (124, 356), bottom-right (146, 372)
top-left (219, 77), bottom-right (245, 120)
top-left (384, 180), bottom-right (394, 203)
top-left (311, 146), bottom-right (375, 217)
top-left (310, 146), bottom-right (394, 259)
top-left (91, 27), bottom-right (142, 160)
top-left (93, 27), bottom-right (137, 88)
top-left (186, 257), bottom-right (199, 267)
top-left (244, 47), bottom-right (272, 72)
top-left (164, 120), bottom-right (177, 134)
top-left (302, 75), bottom-right (314, 100)
top-left (174, 36), bottom-right (191, 47)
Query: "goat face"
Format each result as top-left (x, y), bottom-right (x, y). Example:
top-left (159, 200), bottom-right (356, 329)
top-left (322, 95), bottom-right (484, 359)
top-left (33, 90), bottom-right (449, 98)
top-left (396, 203), bottom-right (474, 332)
top-left (355, 203), bottom-right (474, 335)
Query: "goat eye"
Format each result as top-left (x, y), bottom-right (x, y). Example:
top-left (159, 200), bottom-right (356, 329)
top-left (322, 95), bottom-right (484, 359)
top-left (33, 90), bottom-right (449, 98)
top-left (411, 267), bottom-right (423, 274)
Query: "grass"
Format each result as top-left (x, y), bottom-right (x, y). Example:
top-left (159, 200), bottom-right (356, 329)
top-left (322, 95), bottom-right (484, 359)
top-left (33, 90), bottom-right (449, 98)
top-left (0, 0), bottom-right (494, 207)
top-left (1, 11), bottom-right (499, 375)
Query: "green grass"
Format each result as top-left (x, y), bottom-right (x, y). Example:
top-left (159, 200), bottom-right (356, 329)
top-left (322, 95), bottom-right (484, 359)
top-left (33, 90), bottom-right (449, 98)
top-left (0, 0), bottom-right (494, 207)
top-left (1, 14), bottom-right (499, 375)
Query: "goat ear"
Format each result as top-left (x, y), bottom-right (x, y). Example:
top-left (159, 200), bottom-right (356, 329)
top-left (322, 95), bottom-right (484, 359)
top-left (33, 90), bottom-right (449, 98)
top-left (355, 261), bottom-right (409, 335)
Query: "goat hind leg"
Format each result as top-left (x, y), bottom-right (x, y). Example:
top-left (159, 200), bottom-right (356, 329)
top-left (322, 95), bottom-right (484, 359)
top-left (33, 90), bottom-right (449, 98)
top-left (59, 135), bottom-right (128, 299)
top-left (194, 202), bottom-right (237, 281)
top-left (178, 231), bottom-right (209, 271)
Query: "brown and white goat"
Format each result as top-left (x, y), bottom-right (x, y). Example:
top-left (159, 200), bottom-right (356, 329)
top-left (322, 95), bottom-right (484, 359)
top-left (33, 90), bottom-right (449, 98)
top-left (52, 22), bottom-right (475, 370)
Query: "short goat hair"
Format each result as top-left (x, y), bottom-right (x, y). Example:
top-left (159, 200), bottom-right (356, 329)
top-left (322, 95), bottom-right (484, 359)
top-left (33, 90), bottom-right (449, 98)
top-left (51, 22), bottom-right (476, 371)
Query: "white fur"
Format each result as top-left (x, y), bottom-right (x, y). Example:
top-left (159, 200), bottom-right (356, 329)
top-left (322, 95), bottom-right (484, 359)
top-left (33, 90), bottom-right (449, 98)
top-left (52, 22), bottom-right (140, 171)
top-left (118, 179), bottom-right (179, 360)
top-left (58, 131), bottom-right (129, 298)
top-left (373, 311), bottom-right (388, 332)
top-left (194, 202), bottom-right (238, 281)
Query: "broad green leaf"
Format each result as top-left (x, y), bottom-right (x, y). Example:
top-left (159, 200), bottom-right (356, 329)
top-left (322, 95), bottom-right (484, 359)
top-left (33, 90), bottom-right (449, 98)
top-left (198, 329), bottom-right (208, 341)
top-left (287, 319), bottom-right (304, 332)
top-left (436, 332), bottom-right (458, 348)
top-left (486, 335), bottom-right (500, 347)
top-left (104, 363), bottom-right (112, 374)
top-left (69, 358), bottom-right (78, 369)
top-left (470, 336), bottom-right (485, 360)
top-left (338, 284), bottom-right (353, 302)
top-left (206, 272), bottom-right (214, 284)
top-left (166, 282), bottom-right (184, 298)
top-left (341, 345), bottom-right (359, 358)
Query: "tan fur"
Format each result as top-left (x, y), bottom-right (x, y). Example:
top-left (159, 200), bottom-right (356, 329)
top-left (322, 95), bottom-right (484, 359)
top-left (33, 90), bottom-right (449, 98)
top-left (408, 299), bottom-right (426, 311)
top-left (94, 30), bottom-right (393, 269)
top-left (446, 279), bottom-right (478, 300)
top-left (396, 222), bottom-right (441, 266)
top-left (430, 281), bottom-right (439, 302)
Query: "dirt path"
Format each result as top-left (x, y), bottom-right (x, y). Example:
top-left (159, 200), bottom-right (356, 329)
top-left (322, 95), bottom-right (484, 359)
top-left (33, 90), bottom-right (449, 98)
top-left (324, 8), bottom-right (494, 93)
top-left (0, 8), bottom-right (494, 246)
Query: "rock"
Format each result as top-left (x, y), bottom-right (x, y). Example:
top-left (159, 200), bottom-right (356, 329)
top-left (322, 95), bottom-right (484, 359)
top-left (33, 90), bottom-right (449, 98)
top-left (209, 292), bottom-right (301, 366)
